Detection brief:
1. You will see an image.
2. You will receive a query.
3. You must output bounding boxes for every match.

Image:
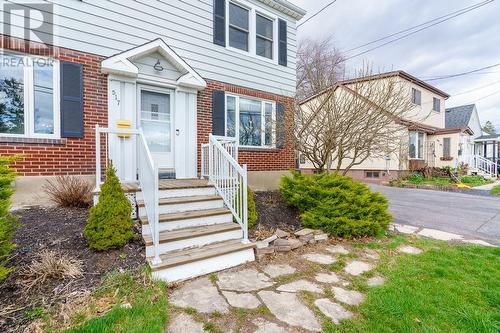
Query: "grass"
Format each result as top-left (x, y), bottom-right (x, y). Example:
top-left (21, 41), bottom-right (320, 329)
top-left (324, 241), bottom-right (500, 333)
top-left (62, 268), bottom-right (169, 333)
top-left (406, 175), bottom-right (493, 188)
top-left (491, 185), bottom-right (500, 195)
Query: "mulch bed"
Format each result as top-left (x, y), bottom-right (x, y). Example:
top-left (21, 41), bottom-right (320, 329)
top-left (252, 191), bottom-right (301, 237)
top-left (0, 206), bottom-right (145, 332)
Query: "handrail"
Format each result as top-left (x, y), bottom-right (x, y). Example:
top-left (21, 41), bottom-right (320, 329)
top-left (204, 134), bottom-right (248, 242)
top-left (95, 124), bottom-right (161, 264)
top-left (471, 154), bottom-right (497, 178)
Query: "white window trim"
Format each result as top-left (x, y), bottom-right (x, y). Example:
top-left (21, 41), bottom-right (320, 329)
top-left (225, 93), bottom-right (276, 149)
top-left (409, 131), bottom-right (425, 160)
top-left (0, 52), bottom-right (60, 139)
top-left (226, 0), bottom-right (279, 65)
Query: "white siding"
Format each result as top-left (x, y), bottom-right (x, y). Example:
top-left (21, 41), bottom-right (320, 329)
top-left (2, 0), bottom-right (299, 95)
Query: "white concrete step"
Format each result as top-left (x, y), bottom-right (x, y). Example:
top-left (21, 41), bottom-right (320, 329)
top-left (143, 222), bottom-right (242, 257)
top-left (141, 207), bottom-right (234, 233)
top-left (138, 195), bottom-right (224, 215)
top-left (149, 240), bottom-right (255, 282)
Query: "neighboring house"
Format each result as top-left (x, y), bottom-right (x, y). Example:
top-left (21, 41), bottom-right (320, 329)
top-left (0, 1), bottom-right (306, 281)
top-left (298, 70), bottom-right (497, 181)
top-left (446, 104), bottom-right (500, 174)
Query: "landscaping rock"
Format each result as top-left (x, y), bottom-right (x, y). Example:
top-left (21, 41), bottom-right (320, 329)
top-left (256, 246), bottom-right (275, 259)
top-left (170, 277), bottom-right (229, 314)
top-left (276, 279), bottom-right (323, 293)
top-left (398, 245), bottom-right (423, 254)
top-left (332, 287), bottom-right (365, 306)
top-left (417, 228), bottom-right (463, 241)
top-left (393, 223), bottom-right (419, 234)
top-left (344, 261), bottom-right (373, 276)
top-left (222, 291), bottom-right (261, 309)
top-left (217, 268), bottom-right (274, 292)
top-left (314, 298), bottom-right (354, 324)
top-left (314, 233), bottom-right (329, 241)
top-left (289, 238), bottom-right (304, 249)
top-left (325, 245), bottom-right (349, 255)
top-left (367, 276), bottom-right (385, 287)
top-left (314, 272), bottom-right (340, 284)
top-left (258, 291), bottom-right (321, 332)
top-left (299, 234), bottom-right (315, 244)
top-left (256, 235), bottom-right (278, 249)
top-left (251, 318), bottom-right (288, 333)
top-left (362, 249), bottom-right (380, 260)
top-left (167, 313), bottom-right (205, 333)
top-left (275, 228), bottom-right (290, 238)
top-left (294, 228), bottom-right (315, 237)
top-left (302, 253), bottom-right (336, 265)
top-left (263, 264), bottom-right (296, 278)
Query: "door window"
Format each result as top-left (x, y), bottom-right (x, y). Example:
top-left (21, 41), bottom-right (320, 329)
top-left (140, 90), bottom-right (171, 153)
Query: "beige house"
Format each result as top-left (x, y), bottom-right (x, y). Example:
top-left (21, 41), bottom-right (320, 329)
top-left (298, 71), bottom-right (496, 181)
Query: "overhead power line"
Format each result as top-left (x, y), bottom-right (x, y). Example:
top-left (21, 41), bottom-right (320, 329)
top-left (342, 0), bottom-right (494, 62)
top-left (470, 90), bottom-right (500, 103)
top-left (450, 79), bottom-right (500, 97)
top-left (344, 0), bottom-right (494, 53)
top-left (424, 62), bottom-right (500, 81)
top-left (297, 0), bottom-right (338, 28)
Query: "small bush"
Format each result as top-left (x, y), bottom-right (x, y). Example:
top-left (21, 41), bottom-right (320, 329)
top-left (43, 175), bottom-right (93, 208)
top-left (84, 162), bottom-right (133, 251)
top-left (0, 155), bottom-right (20, 281)
top-left (459, 175), bottom-right (489, 187)
top-left (280, 171), bottom-right (391, 238)
top-left (247, 187), bottom-right (258, 230)
top-left (20, 250), bottom-right (83, 290)
top-left (409, 173), bottom-right (424, 184)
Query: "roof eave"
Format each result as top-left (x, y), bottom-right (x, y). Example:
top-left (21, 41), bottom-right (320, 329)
top-left (257, 0), bottom-right (307, 20)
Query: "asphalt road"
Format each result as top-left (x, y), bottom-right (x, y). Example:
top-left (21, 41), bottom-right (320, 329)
top-left (370, 184), bottom-right (500, 245)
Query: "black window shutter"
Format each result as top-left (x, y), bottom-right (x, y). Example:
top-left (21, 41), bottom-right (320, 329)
top-left (212, 90), bottom-right (225, 136)
top-left (60, 61), bottom-right (84, 138)
top-left (276, 102), bottom-right (286, 149)
top-left (278, 19), bottom-right (287, 67)
top-left (213, 0), bottom-right (226, 46)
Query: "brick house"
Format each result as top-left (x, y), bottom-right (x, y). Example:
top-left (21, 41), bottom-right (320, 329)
top-left (1, 1), bottom-right (306, 281)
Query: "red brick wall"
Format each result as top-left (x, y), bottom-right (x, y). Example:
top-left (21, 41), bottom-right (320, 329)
top-left (197, 80), bottom-right (295, 171)
top-left (0, 35), bottom-right (107, 176)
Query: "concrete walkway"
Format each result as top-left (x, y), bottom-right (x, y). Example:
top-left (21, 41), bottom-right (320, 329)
top-left (370, 184), bottom-right (500, 246)
top-left (472, 180), bottom-right (500, 191)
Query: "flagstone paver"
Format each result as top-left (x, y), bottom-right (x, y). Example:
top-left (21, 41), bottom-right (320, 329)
top-left (325, 245), bottom-right (350, 255)
top-left (314, 298), bottom-right (354, 324)
top-left (222, 291), bottom-right (261, 309)
top-left (217, 268), bottom-right (274, 292)
top-left (251, 318), bottom-right (288, 333)
top-left (362, 249), bottom-right (380, 260)
top-left (398, 245), bottom-right (423, 254)
top-left (367, 276), bottom-right (385, 287)
top-left (170, 277), bottom-right (229, 314)
top-left (167, 313), bottom-right (205, 333)
top-left (332, 287), bottom-right (365, 306)
top-left (276, 279), bottom-right (323, 293)
top-left (302, 253), bottom-right (337, 265)
top-left (258, 290), bottom-right (321, 332)
top-left (314, 272), bottom-right (341, 284)
top-left (262, 264), bottom-right (296, 278)
top-left (344, 261), bottom-right (374, 276)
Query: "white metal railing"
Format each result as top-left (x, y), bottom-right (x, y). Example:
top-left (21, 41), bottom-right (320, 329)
top-left (202, 134), bottom-right (248, 241)
top-left (95, 124), bottom-right (161, 264)
top-left (470, 154), bottom-right (497, 178)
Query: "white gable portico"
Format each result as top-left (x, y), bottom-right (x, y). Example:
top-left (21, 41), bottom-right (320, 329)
top-left (101, 39), bottom-right (206, 180)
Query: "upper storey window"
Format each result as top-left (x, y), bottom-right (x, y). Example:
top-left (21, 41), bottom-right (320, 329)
top-left (412, 88), bottom-right (422, 105)
top-left (229, 2), bottom-right (249, 52)
top-left (256, 14), bottom-right (273, 59)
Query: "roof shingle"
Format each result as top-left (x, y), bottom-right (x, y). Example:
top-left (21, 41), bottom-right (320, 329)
top-left (445, 104), bottom-right (475, 129)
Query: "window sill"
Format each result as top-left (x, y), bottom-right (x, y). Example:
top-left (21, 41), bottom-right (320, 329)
top-left (0, 136), bottom-right (67, 145)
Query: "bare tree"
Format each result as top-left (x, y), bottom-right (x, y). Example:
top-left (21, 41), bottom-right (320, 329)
top-left (296, 42), bottom-right (418, 174)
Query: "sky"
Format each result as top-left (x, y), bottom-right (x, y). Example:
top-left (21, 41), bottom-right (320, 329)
top-left (290, 0), bottom-right (500, 131)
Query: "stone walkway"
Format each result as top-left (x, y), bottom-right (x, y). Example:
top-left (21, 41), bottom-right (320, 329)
top-left (166, 240), bottom-right (425, 333)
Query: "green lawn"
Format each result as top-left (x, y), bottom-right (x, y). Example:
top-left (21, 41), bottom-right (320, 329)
top-left (491, 185), bottom-right (500, 195)
top-left (408, 175), bottom-right (493, 188)
top-left (325, 240), bottom-right (500, 333)
top-left (63, 268), bottom-right (169, 333)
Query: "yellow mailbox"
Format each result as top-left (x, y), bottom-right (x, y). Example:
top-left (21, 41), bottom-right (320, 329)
top-left (117, 119), bottom-right (132, 138)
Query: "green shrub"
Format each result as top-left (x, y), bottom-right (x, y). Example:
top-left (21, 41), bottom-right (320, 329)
top-left (459, 175), bottom-right (489, 187)
top-left (84, 162), bottom-right (133, 251)
top-left (490, 185), bottom-right (500, 196)
top-left (408, 173), bottom-right (424, 184)
top-left (247, 187), bottom-right (258, 230)
top-left (0, 155), bottom-right (20, 281)
top-left (280, 171), bottom-right (392, 238)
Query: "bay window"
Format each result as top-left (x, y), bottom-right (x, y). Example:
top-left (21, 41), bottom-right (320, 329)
top-left (409, 131), bottom-right (425, 159)
top-left (225, 94), bottom-right (275, 147)
top-left (0, 52), bottom-right (59, 138)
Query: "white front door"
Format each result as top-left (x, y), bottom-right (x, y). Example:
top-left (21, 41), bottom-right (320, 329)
top-left (139, 86), bottom-right (174, 168)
